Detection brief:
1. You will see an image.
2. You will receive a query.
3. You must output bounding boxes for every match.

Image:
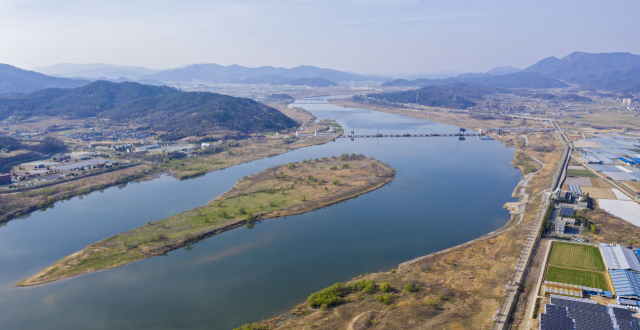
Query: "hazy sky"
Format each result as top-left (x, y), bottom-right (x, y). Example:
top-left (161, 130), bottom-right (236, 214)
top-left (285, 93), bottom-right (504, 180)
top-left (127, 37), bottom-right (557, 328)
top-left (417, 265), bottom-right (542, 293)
top-left (1, 0), bottom-right (639, 75)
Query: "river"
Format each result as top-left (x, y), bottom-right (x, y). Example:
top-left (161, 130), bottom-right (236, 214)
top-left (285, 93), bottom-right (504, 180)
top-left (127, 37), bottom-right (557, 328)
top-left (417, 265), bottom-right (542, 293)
top-left (0, 98), bottom-right (521, 330)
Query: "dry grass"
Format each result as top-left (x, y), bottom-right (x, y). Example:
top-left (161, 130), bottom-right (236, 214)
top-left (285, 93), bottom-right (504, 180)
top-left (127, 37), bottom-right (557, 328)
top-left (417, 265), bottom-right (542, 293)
top-left (580, 187), bottom-right (617, 199)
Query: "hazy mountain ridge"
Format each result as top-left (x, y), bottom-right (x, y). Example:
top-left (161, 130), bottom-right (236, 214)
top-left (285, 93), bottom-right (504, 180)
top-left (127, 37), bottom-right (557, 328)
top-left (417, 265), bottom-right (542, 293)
top-left (0, 64), bottom-right (90, 94)
top-left (145, 64), bottom-right (377, 82)
top-left (35, 63), bottom-right (161, 80)
top-left (382, 72), bottom-right (567, 89)
top-left (523, 51), bottom-right (640, 92)
top-left (0, 81), bottom-right (297, 140)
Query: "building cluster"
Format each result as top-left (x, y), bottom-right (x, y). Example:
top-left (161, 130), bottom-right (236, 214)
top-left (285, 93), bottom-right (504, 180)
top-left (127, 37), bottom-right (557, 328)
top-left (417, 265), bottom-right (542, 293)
top-left (59, 129), bottom-right (154, 143)
top-left (3, 152), bottom-right (122, 186)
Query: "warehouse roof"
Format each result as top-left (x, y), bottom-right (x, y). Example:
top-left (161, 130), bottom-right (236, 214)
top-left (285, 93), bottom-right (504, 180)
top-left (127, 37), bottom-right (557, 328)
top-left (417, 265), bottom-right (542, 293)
top-left (53, 159), bottom-right (111, 171)
top-left (601, 244), bottom-right (640, 271)
top-left (609, 269), bottom-right (640, 301)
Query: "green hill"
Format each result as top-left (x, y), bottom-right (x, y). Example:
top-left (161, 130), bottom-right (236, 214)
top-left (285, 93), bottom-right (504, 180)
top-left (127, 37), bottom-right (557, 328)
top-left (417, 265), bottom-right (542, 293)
top-left (367, 83), bottom-right (503, 109)
top-left (0, 81), bottom-right (298, 140)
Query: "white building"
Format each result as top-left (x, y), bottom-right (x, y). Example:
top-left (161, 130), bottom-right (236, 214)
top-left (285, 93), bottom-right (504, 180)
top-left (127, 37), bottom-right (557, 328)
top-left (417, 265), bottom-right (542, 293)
top-left (600, 244), bottom-right (640, 271)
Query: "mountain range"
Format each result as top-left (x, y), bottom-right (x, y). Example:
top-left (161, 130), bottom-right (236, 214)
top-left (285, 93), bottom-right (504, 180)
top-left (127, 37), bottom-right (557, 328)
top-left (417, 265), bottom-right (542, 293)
top-left (522, 52), bottom-right (640, 92)
top-left (0, 64), bottom-right (89, 94)
top-left (144, 64), bottom-right (375, 83)
top-left (382, 72), bottom-right (568, 89)
top-left (0, 81), bottom-right (297, 140)
top-left (35, 63), bottom-right (161, 80)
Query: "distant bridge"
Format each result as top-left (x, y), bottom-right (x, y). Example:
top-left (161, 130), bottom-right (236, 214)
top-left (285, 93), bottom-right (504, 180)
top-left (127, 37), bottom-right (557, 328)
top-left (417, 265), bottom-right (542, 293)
top-left (293, 100), bottom-right (331, 104)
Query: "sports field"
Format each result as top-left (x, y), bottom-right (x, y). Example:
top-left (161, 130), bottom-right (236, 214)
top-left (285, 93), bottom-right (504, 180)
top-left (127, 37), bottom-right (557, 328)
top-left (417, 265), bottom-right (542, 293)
top-left (545, 266), bottom-right (609, 291)
top-left (548, 242), bottom-right (605, 271)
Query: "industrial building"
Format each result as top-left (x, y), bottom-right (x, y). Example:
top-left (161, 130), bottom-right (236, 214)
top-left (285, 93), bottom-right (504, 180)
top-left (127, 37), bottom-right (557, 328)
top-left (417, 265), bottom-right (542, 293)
top-left (0, 173), bottom-right (11, 184)
top-left (609, 269), bottom-right (640, 302)
top-left (20, 161), bottom-right (59, 170)
top-left (600, 244), bottom-right (640, 271)
top-left (53, 159), bottom-right (113, 172)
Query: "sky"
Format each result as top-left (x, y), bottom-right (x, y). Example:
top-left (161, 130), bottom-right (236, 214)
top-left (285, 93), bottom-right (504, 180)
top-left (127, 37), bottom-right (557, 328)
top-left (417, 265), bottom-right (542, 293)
top-left (1, 0), bottom-right (639, 75)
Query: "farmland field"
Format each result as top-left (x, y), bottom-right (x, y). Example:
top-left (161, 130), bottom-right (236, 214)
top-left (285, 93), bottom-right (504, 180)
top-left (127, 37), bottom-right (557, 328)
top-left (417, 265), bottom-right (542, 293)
top-left (567, 169), bottom-right (598, 178)
top-left (548, 242), bottom-right (605, 271)
top-left (580, 187), bottom-right (617, 199)
top-left (545, 266), bottom-right (609, 291)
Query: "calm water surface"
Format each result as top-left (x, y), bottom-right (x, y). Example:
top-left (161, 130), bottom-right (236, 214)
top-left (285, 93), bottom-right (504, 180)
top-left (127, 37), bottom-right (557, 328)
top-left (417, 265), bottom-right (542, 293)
top-left (0, 100), bottom-right (520, 329)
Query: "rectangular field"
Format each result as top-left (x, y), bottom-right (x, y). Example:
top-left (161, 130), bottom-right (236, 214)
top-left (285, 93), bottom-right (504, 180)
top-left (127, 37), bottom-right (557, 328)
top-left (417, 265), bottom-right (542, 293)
top-left (580, 187), bottom-right (617, 199)
top-left (545, 266), bottom-right (609, 291)
top-left (548, 242), bottom-right (605, 271)
top-left (567, 169), bottom-right (598, 178)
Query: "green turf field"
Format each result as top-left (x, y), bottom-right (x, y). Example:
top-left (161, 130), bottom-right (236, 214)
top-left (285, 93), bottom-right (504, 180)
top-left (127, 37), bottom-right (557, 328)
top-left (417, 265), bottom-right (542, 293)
top-left (548, 242), bottom-right (605, 271)
top-left (567, 169), bottom-right (598, 178)
top-left (545, 266), bottom-right (609, 290)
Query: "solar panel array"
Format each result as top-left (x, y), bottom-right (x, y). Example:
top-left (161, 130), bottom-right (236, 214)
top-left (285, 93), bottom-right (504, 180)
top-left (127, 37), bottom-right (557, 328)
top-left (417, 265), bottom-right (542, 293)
top-left (569, 185), bottom-right (582, 195)
top-left (540, 305), bottom-right (574, 330)
top-left (549, 297), bottom-right (614, 330)
top-left (558, 207), bottom-right (575, 217)
top-left (612, 307), bottom-right (638, 330)
top-left (539, 296), bottom-right (640, 330)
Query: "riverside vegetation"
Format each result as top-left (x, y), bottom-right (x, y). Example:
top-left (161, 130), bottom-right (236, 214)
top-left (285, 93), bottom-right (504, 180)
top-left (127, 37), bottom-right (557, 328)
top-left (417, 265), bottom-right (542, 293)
top-left (16, 154), bottom-right (395, 286)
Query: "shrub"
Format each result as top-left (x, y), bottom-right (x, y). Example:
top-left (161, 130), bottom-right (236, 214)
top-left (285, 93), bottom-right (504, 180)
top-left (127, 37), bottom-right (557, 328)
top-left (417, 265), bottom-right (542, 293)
top-left (146, 220), bottom-right (152, 226)
top-left (405, 283), bottom-right (421, 292)
top-left (387, 304), bottom-right (395, 311)
top-left (329, 165), bottom-right (337, 170)
top-left (318, 178), bottom-right (325, 184)
top-left (219, 210), bottom-right (228, 218)
top-left (246, 213), bottom-right (256, 223)
top-left (152, 233), bottom-right (168, 242)
top-left (424, 299), bottom-right (438, 306)
top-left (376, 293), bottom-right (395, 305)
top-left (233, 323), bottom-right (268, 330)
top-left (353, 279), bottom-right (376, 294)
top-left (239, 208), bottom-right (247, 214)
top-left (307, 283), bottom-right (347, 308)
top-left (590, 224), bottom-right (596, 233)
top-left (307, 175), bottom-right (314, 181)
top-left (380, 282), bottom-right (391, 293)
top-left (341, 164), bottom-right (349, 169)
top-left (332, 179), bottom-right (340, 186)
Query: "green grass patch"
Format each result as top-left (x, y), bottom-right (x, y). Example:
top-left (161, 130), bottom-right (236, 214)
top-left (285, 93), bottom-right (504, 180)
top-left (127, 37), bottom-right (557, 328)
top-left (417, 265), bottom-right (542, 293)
top-left (548, 242), bottom-right (605, 271)
top-left (567, 169), bottom-right (598, 178)
top-left (545, 266), bottom-right (608, 290)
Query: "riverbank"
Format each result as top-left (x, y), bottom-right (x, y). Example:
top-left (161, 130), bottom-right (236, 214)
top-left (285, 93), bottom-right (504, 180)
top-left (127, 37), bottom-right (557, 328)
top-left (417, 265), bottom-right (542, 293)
top-left (255, 119), bottom-right (563, 329)
top-left (16, 155), bottom-right (395, 286)
top-left (0, 107), bottom-right (341, 224)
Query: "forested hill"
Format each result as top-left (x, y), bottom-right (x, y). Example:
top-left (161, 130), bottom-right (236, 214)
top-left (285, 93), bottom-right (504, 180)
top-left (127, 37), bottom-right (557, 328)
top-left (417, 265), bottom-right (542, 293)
top-left (0, 81), bottom-right (298, 140)
top-left (367, 83), bottom-right (504, 109)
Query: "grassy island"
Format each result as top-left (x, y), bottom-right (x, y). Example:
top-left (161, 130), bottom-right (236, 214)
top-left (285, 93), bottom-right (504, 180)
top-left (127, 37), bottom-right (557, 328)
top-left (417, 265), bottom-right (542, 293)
top-left (17, 154), bottom-right (395, 286)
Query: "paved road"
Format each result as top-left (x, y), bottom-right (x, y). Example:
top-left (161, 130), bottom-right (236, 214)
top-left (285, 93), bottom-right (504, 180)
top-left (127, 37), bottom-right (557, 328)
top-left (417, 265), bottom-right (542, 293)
top-left (493, 122), bottom-right (570, 330)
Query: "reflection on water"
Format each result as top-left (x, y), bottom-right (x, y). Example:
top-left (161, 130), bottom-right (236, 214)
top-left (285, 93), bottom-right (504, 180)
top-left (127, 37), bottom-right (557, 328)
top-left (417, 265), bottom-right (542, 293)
top-left (0, 99), bottom-right (520, 330)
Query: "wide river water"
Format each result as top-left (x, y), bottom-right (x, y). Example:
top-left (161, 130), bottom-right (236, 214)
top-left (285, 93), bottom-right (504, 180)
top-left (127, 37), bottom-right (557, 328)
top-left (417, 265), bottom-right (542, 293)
top-left (0, 98), bottom-right (520, 330)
